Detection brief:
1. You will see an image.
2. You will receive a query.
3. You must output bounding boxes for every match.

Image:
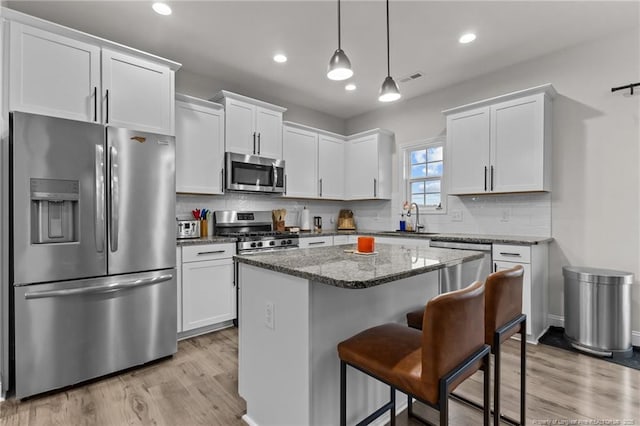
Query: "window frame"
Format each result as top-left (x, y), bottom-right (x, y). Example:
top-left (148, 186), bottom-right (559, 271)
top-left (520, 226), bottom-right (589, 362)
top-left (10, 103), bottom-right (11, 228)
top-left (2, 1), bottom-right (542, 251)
top-left (399, 137), bottom-right (447, 214)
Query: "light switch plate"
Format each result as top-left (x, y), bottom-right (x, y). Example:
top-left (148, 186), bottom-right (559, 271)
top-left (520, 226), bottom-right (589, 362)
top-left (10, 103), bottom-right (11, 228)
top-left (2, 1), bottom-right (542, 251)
top-left (265, 301), bottom-right (275, 330)
top-left (451, 210), bottom-right (463, 222)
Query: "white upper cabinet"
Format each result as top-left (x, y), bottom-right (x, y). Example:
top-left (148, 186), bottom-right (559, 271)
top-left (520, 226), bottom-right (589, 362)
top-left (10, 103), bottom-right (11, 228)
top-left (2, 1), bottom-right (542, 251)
top-left (283, 124), bottom-right (318, 198)
top-left (7, 15), bottom-right (179, 134)
top-left (102, 49), bottom-right (174, 135)
top-left (345, 130), bottom-right (394, 200)
top-left (9, 22), bottom-right (101, 123)
top-left (318, 134), bottom-right (345, 199)
top-left (175, 94), bottom-right (225, 194)
top-left (444, 84), bottom-right (555, 195)
top-left (212, 91), bottom-right (286, 158)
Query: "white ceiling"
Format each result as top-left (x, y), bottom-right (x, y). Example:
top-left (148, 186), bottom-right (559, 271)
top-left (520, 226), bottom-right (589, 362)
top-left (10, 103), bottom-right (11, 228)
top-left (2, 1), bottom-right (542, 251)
top-left (6, 1), bottom-right (639, 119)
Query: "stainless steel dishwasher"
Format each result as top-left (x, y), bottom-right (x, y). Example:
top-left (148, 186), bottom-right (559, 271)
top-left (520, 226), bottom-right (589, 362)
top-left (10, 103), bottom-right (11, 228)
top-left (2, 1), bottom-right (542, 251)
top-left (429, 240), bottom-right (492, 293)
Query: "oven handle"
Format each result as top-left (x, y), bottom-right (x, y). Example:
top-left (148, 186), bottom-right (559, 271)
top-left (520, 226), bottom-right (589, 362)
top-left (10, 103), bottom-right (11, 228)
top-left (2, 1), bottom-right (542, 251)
top-left (24, 274), bottom-right (173, 300)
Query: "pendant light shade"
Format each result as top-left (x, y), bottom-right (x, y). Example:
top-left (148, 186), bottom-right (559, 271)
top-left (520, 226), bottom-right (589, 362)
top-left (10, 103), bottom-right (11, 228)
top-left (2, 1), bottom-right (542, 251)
top-left (327, 0), bottom-right (353, 81)
top-left (379, 76), bottom-right (401, 102)
top-left (327, 48), bottom-right (353, 81)
top-left (378, 0), bottom-right (401, 102)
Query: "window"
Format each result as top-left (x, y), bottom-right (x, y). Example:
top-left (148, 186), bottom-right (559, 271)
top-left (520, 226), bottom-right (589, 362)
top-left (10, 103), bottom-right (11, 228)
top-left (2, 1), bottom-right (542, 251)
top-left (401, 138), bottom-right (446, 212)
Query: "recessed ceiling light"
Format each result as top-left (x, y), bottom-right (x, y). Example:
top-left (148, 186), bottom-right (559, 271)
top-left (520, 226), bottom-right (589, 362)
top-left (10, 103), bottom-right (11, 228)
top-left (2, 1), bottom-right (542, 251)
top-left (459, 33), bottom-right (476, 44)
top-left (273, 54), bottom-right (287, 63)
top-left (345, 83), bottom-right (357, 91)
top-left (152, 2), bottom-right (172, 16)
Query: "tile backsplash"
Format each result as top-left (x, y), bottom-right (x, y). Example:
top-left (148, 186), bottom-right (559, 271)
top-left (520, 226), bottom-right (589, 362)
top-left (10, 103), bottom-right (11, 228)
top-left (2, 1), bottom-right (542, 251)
top-left (177, 192), bottom-right (551, 237)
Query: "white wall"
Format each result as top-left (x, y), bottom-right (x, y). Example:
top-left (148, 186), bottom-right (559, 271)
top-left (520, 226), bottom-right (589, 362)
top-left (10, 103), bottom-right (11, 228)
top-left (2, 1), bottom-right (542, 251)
top-left (346, 28), bottom-right (640, 332)
top-left (176, 69), bottom-right (346, 135)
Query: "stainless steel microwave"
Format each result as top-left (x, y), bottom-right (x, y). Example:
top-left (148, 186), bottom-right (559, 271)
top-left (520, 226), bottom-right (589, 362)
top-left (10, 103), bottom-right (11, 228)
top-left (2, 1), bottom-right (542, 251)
top-left (225, 152), bottom-right (285, 194)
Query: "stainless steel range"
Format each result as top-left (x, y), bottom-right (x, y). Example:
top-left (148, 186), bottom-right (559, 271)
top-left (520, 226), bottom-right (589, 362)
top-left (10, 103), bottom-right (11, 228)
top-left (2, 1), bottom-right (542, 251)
top-left (213, 211), bottom-right (299, 253)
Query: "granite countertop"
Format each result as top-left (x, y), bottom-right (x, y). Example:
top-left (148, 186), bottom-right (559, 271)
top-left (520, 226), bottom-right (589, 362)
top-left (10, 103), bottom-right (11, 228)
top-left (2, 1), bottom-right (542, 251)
top-left (234, 244), bottom-right (483, 289)
top-left (297, 230), bottom-right (552, 245)
top-left (176, 236), bottom-right (238, 246)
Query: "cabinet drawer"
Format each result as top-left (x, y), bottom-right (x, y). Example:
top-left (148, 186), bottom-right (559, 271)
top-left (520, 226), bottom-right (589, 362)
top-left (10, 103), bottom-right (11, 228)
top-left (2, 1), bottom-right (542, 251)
top-left (299, 236), bottom-right (333, 248)
top-left (182, 243), bottom-right (235, 262)
top-left (492, 244), bottom-right (530, 263)
top-left (333, 235), bottom-right (350, 245)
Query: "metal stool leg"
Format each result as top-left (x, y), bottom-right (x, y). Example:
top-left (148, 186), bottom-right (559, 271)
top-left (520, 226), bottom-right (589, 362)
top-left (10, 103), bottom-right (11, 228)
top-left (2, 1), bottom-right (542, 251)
top-left (521, 319), bottom-right (527, 425)
top-left (340, 360), bottom-right (346, 426)
top-left (493, 335), bottom-right (501, 426)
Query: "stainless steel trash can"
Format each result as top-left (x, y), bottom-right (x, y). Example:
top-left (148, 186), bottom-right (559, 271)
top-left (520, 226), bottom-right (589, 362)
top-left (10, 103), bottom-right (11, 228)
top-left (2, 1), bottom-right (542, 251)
top-left (563, 266), bottom-right (634, 359)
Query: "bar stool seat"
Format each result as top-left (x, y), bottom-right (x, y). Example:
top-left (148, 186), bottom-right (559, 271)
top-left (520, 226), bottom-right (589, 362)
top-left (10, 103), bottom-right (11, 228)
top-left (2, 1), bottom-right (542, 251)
top-left (338, 281), bottom-right (490, 426)
top-left (406, 265), bottom-right (526, 426)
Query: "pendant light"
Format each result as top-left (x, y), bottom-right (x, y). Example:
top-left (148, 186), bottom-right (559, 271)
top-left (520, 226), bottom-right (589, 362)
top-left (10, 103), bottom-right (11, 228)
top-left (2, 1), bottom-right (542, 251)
top-left (327, 0), bottom-right (353, 81)
top-left (378, 0), bottom-right (401, 102)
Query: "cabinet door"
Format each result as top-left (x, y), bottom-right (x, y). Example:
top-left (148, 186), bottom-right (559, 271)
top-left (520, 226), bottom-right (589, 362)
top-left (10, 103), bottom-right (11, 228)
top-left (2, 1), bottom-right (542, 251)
top-left (9, 22), bottom-right (100, 122)
top-left (225, 98), bottom-right (256, 154)
top-left (318, 134), bottom-right (345, 199)
top-left (494, 261), bottom-right (532, 335)
top-left (491, 95), bottom-right (544, 193)
top-left (255, 107), bottom-right (283, 159)
top-left (102, 49), bottom-right (173, 135)
top-left (345, 136), bottom-right (378, 199)
top-left (447, 107), bottom-right (491, 195)
top-left (283, 126), bottom-right (318, 198)
top-left (182, 258), bottom-right (235, 331)
top-left (175, 99), bottom-right (224, 194)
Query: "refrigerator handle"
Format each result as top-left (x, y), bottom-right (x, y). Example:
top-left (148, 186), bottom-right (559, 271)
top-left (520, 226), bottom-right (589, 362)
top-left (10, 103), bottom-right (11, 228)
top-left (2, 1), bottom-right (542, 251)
top-left (110, 146), bottom-right (119, 252)
top-left (24, 274), bottom-right (173, 300)
top-left (95, 145), bottom-right (105, 253)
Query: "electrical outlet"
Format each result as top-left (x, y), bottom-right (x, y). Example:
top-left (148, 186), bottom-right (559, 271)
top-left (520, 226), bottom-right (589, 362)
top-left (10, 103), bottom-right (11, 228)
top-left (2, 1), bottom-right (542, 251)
top-left (501, 208), bottom-right (511, 222)
top-left (451, 210), bottom-right (463, 222)
top-left (265, 301), bottom-right (275, 330)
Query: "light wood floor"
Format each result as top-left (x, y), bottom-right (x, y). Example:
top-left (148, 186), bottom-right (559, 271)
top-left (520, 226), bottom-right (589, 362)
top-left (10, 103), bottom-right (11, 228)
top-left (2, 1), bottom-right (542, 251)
top-left (0, 327), bottom-right (638, 425)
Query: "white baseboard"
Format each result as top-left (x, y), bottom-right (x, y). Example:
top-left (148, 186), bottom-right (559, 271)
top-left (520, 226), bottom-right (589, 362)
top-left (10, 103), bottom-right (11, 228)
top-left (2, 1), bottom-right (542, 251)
top-left (547, 314), bottom-right (640, 347)
top-left (241, 414), bottom-right (258, 426)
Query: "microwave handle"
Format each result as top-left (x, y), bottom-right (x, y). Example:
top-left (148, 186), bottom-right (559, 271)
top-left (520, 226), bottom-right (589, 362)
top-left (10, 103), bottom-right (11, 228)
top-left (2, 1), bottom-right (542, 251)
top-left (272, 164), bottom-right (278, 192)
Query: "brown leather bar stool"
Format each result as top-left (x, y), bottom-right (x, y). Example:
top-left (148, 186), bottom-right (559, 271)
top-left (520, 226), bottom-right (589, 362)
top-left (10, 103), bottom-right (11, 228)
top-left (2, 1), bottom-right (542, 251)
top-left (406, 265), bottom-right (526, 426)
top-left (337, 281), bottom-right (490, 426)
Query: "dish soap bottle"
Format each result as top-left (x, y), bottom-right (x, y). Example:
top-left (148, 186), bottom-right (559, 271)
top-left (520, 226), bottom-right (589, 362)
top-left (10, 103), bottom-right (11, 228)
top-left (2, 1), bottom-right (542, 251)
top-left (399, 213), bottom-right (406, 231)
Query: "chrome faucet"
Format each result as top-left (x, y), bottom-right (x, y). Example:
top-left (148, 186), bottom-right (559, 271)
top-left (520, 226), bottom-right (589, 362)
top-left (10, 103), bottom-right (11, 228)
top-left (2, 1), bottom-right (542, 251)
top-left (406, 202), bottom-right (425, 233)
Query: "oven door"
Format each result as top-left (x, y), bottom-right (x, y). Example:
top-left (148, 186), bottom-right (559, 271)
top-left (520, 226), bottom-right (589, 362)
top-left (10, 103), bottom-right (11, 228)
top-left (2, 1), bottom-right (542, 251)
top-left (226, 152), bottom-right (285, 193)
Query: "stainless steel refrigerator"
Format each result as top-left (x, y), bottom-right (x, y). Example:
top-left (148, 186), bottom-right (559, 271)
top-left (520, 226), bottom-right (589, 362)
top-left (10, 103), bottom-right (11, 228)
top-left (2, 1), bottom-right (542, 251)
top-left (10, 111), bottom-right (177, 399)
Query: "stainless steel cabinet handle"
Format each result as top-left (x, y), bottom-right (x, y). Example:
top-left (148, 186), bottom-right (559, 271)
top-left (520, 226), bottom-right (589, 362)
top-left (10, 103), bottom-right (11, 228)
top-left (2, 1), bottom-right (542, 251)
top-left (284, 174), bottom-right (287, 195)
top-left (257, 133), bottom-right (261, 154)
top-left (499, 252), bottom-right (522, 257)
top-left (373, 178), bottom-right (377, 197)
top-left (308, 241), bottom-right (326, 245)
top-left (484, 166), bottom-right (488, 191)
top-left (490, 166), bottom-right (494, 191)
top-left (110, 146), bottom-right (119, 252)
top-left (253, 132), bottom-right (256, 154)
top-left (494, 263), bottom-right (497, 272)
top-left (94, 145), bottom-right (105, 253)
top-left (197, 250), bottom-right (226, 255)
top-left (93, 86), bottom-right (98, 122)
top-left (220, 168), bottom-right (224, 193)
top-left (25, 274), bottom-right (173, 300)
top-left (105, 89), bottom-right (110, 124)
top-left (319, 178), bottom-right (323, 197)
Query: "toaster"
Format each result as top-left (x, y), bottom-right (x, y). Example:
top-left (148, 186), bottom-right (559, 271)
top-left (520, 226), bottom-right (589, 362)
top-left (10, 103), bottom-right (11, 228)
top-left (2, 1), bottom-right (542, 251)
top-left (176, 220), bottom-right (200, 239)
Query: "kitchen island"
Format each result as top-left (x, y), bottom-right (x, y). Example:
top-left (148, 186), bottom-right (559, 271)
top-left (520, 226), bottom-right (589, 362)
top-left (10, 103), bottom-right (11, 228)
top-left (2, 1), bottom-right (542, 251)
top-left (235, 243), bottom-right (483, 426)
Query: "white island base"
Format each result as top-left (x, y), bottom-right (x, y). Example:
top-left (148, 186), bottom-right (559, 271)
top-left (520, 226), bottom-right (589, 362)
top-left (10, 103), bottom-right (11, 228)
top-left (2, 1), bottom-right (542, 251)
top-left (238, 263), bottom-right (442, 426)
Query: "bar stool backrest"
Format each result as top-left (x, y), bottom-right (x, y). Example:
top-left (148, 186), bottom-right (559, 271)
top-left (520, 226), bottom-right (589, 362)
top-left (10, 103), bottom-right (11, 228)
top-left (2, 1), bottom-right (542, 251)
top-left (484, 265), bottom-right (524, 346)
top-left (421, 280), bottom-right (485, 403)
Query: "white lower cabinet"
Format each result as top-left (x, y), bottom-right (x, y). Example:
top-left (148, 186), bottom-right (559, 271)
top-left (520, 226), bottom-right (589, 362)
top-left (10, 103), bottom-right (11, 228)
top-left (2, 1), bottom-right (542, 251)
top-left (298, 236), bottom-right (333, 248)
top-left (180, 243), bottom-right (236, 334)
top-left (492, 243), bottom-right (549, 342)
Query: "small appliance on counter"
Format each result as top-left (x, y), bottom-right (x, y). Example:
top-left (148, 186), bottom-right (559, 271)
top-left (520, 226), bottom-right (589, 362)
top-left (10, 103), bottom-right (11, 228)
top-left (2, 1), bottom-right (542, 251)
top-left (176, 219), bottom-right (201, 239)
top-left (300, 206), bottom-right (311, 231)
top-left (337, 209), bottom-right (356, 231)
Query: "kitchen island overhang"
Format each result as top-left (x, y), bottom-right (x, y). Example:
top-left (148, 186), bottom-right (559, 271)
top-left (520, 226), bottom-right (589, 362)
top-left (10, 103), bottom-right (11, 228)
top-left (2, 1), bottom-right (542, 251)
top-left (235, 244), bottom-right (483, 426)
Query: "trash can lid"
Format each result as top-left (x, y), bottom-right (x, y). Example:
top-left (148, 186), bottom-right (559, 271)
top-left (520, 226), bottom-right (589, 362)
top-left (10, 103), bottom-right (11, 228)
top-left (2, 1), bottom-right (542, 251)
top-left (562, 266), bottom-right (634, 285)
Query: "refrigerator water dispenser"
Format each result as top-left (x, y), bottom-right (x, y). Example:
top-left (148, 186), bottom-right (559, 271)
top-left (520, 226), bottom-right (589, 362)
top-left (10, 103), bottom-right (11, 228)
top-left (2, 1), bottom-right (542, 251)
top-left (30, 178), bottom-right (79, 244)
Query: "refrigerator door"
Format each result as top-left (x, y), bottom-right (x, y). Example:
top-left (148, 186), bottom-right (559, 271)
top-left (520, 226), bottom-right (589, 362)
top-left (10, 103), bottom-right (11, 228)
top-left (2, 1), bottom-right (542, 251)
top-left (11, 112), bottom-right (107, 285)
top-left (14, 269), bottom-right (177, 399)
top-left (107, 127), bottom-right (175, 275)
